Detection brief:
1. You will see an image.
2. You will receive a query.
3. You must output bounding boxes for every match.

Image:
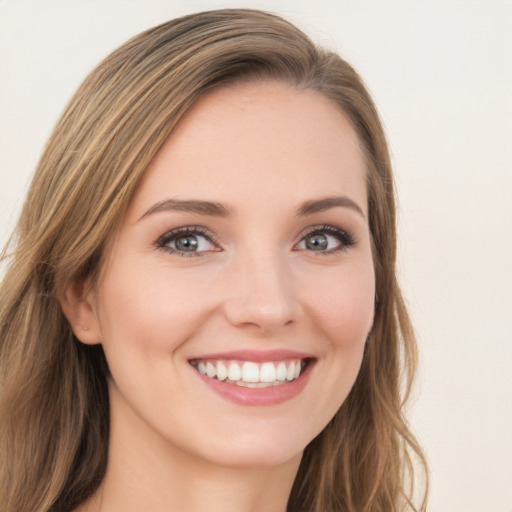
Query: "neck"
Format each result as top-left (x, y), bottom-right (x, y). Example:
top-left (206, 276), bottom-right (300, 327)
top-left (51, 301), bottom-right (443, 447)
top-left (99, 450), bottom-right (300, 512)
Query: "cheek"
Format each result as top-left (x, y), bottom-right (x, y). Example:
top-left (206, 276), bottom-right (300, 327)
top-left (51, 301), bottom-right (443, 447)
top-left (304, 261), bottom-right (375, 348)
top-left (96, 258), bottom-right (217, 353)
top-left (291, 260), bottom-right (375, 436)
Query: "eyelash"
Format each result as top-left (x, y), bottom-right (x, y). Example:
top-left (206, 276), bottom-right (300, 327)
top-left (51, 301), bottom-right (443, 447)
top-left (154, 226), bottom-right (219, 257)
top-left (154, 224), bottom-right (356, 257)
top-left (296, 224), bottom-right (356, 254)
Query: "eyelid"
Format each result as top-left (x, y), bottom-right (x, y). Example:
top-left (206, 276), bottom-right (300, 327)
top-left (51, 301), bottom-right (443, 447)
top-left (154, 225), bottom-right (221, 257)
top-left (153, 223), bottom-right (356, 257)
top-left (294, 224), bottom-right (356, 253)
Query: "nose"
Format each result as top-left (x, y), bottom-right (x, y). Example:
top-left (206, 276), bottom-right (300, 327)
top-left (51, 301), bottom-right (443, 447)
top-left (222, 251), bottom-right (301, 333)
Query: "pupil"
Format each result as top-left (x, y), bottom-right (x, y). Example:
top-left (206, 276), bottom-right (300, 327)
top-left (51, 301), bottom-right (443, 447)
top-left (176, 235), bottom-right (198, 251)
top-left (306, 233), bottom-right (328, 250)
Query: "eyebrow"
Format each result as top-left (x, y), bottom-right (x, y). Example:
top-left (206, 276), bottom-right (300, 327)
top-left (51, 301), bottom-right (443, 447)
top-left (139, 195), bottom-right (365, 221)
top-left (296, 196), bottom-right (365, 218)
top-left (139, 199), bottom-right (233, 221)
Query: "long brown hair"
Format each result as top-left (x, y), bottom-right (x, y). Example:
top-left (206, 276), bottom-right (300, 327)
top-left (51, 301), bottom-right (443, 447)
top-left (0, 9), bottom-right (428, 511)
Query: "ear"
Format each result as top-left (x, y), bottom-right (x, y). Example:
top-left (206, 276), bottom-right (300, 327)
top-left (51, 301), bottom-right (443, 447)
top-left (58, 278), bottom-right (102, 345)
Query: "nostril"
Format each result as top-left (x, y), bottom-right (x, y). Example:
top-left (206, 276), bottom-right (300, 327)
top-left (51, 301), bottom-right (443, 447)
top-left (223, 295), bottom-right (299, 331)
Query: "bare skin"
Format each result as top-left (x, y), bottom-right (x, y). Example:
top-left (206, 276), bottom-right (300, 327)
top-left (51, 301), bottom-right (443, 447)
top-left (67, 81), bottom-right (374, 512)
top-left (75, 384), bottom-right (300, 512)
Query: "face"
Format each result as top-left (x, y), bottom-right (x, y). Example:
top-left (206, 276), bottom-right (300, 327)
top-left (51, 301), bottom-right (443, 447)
top-left (79, 81), bottom-right (375, 469)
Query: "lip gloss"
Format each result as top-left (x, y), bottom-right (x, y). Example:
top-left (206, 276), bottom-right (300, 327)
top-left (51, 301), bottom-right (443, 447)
top-left (192, 359), bottom-right (314, 406)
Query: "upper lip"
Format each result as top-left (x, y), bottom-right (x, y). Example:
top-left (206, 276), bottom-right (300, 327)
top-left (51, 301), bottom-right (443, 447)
top-left (188, 349), bottom-right (315, 362)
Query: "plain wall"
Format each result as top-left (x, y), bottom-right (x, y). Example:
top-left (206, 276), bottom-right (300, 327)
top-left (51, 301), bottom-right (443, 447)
top-left (1, 1), bottom-right (511, 510)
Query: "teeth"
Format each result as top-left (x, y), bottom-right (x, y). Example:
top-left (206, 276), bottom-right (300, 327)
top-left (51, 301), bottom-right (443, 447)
top-left (286, 361), bottom-right (295, 381)
top-left (206, 361), bottom-right (216, 378)
top-left (260, 362), bottom-right (276, 383)
top-left (242, 362), bottom-right (259, 383)
top-left (217, 361), bottom-right (228, 381)
top-left (193, 359), bottom-right (305, 386)
top-left (276, 362), bottom-right (287, 381)
top-left (227, 362), bottom-right (242, 381)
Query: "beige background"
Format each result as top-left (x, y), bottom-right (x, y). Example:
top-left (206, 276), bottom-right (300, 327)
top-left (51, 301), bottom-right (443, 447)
top-left (1, 1), bottom-right (511, 510)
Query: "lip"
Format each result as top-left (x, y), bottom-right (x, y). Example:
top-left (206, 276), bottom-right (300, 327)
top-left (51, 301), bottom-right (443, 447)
top-left (189, 349), bottom-right (315, 362)
top-left (188, 350), bottom-right (316, 406)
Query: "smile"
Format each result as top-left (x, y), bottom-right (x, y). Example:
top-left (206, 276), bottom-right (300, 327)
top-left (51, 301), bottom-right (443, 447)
top-left (190, 359), bottom-right (306, 388)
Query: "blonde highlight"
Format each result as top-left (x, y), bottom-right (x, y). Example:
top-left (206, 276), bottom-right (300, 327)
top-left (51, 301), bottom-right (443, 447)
top-left (0, 9), bottom-right (428, 511)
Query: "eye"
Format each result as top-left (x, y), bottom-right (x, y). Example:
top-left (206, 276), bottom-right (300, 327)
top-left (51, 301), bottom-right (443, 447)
top-left (155, 226), bottom-right (219, 256)
top-left (295, 225), bottom-right (355, 253)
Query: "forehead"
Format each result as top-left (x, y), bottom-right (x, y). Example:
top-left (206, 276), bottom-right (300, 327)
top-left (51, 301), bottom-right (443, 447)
top-left (129, 81), bottom-right (367, 218)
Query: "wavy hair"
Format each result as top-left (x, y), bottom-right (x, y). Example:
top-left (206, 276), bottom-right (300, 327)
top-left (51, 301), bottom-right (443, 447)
top-left (0, 9), bottom-right (428, 511)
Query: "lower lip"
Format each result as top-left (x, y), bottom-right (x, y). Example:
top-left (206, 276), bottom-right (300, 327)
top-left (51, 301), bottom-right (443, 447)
top-left (193, 362), bottom-right (314, 406)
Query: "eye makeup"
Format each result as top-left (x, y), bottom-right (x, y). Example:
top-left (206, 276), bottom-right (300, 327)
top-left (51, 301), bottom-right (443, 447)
top-left (154, 225), bottom-right (220, 257)
top-left (153, 223), bottom-right (356, 258)
top-left (294, 224), bottom-right (356, 254)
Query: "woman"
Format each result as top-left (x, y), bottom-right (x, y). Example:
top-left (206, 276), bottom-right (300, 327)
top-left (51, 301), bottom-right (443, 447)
top-left (0, 8), bottom-right (428, 512)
